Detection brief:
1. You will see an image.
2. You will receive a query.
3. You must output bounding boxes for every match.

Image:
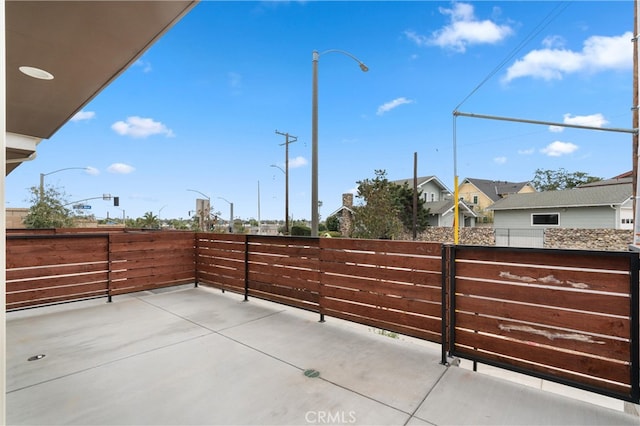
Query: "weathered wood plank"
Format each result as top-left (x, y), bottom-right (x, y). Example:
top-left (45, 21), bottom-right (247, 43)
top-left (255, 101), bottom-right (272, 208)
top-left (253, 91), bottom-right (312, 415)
top-left (456, 278), bottom-right (630, 316)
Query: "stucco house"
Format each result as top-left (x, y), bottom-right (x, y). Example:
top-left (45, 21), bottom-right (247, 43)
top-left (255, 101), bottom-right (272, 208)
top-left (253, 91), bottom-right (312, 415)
top-left (489, 180), bottom-right (633, 231)
top-left (458, 178), bottom-right (536, 222)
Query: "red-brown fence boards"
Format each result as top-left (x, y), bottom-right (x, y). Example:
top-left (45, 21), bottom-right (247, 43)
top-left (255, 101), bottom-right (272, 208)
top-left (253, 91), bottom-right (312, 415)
top-left (449, 245), bottom-right (639, 402)
top-left (320, 238), bottom-right (443, 343)
top-left (108, 232), bottom-right (196, 295)
top-left (196, 233), bottom-right (246, 294)
top-left (6, 234), bottom-right (110, 310)
top-left (247, 236), bottom-right (320, 312)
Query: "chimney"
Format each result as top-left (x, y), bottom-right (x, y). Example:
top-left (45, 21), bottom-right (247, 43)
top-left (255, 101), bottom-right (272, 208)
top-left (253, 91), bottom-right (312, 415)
top-left (342, 193), bottom-right (353, 207)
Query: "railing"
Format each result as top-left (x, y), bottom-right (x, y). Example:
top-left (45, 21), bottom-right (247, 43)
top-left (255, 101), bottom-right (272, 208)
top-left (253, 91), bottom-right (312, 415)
top-left (5, 230), bottom-right (640, 403)
top-left (6, 230), bottom-right (195, 308)
top-left (319, 238), bottom-right (442, 342)
top-left (6, 233), bottom-right (110, 310)
top-left (446, 245), bottom-right (639, 403)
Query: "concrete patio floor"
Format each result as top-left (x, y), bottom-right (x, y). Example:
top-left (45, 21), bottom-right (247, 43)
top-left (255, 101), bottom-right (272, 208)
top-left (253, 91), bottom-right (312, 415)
top-left (6, 285), bottom-right (640, 425)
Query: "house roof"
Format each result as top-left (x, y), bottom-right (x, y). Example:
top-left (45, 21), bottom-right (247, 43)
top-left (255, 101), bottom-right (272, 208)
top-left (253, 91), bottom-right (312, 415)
top-left (578, 176), bottom-right (633, 187)
top-left (461, 178), bottom-right (533, 202)
top-left (490, 183), bottom-right (632, 211)
top-left (327, 205), bottom-right (355, 218)
top-left (425, 200), bottom-right (477, 217)
top-left (6, 0), bottom-right (198, 174)
top-left (391, 176), bottom-right (451, 193)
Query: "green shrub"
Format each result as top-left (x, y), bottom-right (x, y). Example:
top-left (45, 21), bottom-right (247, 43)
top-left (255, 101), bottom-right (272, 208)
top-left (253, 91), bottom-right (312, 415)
top-left (291, 225), bottom-right (311, 236)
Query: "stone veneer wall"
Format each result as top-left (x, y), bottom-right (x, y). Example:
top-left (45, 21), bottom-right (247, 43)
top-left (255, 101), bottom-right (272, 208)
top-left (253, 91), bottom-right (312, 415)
top-left (543, 228), bottom-right (632, 252)
top-left (410, 227), bottom-right (633, 252)
top-left (414, 227), bottom-right (495, 246)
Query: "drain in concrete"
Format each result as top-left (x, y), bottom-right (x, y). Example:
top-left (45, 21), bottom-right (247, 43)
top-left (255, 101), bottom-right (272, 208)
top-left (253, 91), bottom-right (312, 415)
top-left (304, 369), bottom-right (320, 378)
top-left (27, 354), bottom-right (46, 361)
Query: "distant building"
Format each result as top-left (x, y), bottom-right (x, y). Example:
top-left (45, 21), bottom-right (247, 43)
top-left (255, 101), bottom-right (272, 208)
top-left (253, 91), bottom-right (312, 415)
top-left (391, 176), bottom-right (451, 203)
top-left (458, 178), bottom-right (536, 222)
top-left (6, 208), bottom-right (28, 228)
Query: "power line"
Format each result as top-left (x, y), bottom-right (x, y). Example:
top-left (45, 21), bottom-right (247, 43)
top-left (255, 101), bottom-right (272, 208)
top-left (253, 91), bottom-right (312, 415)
top-left (454, 1), bottom-right (571, 112)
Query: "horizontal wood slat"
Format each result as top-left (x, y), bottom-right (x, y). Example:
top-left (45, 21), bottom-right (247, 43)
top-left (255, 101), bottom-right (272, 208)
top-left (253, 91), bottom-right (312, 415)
top-left (456, 278), bottom-right (629, 317)
top-left (455, 329), bottom-right (631, 389)
top-left (456, 312), bottom-right (630, 362)
top-left (455, 246), bottom-right (633, 272)
top-left (455, 261), bottom-right (630, 294)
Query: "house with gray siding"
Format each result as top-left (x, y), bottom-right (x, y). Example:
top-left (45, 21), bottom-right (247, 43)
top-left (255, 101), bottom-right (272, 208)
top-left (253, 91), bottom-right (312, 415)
top-left (392, 176), bottom-right (451, 203)
top-left (489, 182), bottom-right (633, 230)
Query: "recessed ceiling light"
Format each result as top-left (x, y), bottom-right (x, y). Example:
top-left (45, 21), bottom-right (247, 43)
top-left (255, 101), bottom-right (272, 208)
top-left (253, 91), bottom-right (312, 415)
top-left (19, 66), bottom-right (54, 80)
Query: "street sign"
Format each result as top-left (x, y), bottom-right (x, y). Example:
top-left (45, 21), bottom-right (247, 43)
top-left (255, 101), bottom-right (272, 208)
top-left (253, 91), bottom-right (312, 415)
top-left (73, 204), bottom-right (92, 209)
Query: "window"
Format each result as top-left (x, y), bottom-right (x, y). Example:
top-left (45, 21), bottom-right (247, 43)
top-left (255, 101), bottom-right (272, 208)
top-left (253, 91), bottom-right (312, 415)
top-left (532, 213), bottom-right (559, 226)
top-left (431, 193), bottom-right (435, 201)
top-left (472, 195), bottom-right (478, 204)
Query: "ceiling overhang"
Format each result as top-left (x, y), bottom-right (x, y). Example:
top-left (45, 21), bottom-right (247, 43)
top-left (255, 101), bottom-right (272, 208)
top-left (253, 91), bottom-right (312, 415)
top-left (5, 0), bottom-right (198, 175)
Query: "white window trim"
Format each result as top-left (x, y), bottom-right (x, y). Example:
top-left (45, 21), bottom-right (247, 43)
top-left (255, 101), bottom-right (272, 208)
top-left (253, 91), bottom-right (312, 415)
top-left (531, 212), bottom-right (560, 226)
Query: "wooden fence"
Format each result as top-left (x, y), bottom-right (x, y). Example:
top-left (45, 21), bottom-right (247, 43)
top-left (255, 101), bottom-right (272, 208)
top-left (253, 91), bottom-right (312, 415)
top-left (5, 231), bottom-right (639, 402)
top-left (6, 231), bottom-right (195, 309)
top-left (6, 234), bottom-right (110, 310)
top-left (448, 245), bottom-right (639, 403)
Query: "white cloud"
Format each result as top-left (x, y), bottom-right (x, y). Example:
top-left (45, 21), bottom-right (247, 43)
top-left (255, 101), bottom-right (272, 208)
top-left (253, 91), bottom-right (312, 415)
top-left (503, 31), bottom-right (632, 82)
top-left (406, 2), bottom-right (513, 53)
top-left (288, 156), bottom-right (308, 168)
top-left (405, 30), bottom-right (429, 47)
top-left (562, 113), bottom-right (609, 128)
top-left (549, 125), bottom-right (564, 133)
top-left (494, 156), bottom-right (507, 164)
top-left (71, 110), bottom-right (95, 122)
top-left (517, 148), bottom-right (534, 155)
top-left (542, 35), bottom-right (565, 49)
top-left (376, 97), bottom-right (414, 116)
top-left (134, 59), bottom-right (152, 73)
top-left (540, 141), bottom-right (578, 157)
top-left (107, 163), bottom-right (135, 174)
top-left (111, 116), bottom-right (175, 139)
top-left (85, 166), bottom-right (100, 176)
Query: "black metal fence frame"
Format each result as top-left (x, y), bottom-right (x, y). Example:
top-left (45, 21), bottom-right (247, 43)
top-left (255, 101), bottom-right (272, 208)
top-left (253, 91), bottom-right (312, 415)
top-left (444, 244), bottom-right (640, 403)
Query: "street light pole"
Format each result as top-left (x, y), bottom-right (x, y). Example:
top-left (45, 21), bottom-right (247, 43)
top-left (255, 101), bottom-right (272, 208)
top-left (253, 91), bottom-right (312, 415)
top-left (311, 49), bottom-right (368, 236)
top-left (39, 167), bottom-right (89, 202)
top-left (218, 197), bottom-right (234, 233)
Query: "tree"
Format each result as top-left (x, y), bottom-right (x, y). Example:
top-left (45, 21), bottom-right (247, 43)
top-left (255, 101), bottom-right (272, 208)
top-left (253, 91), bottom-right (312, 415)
top-left (353, 170), bottom-right (403, 239)
top-left (392, 182), bottom-right (430, 234)
top-left (532, 168), bottom-right (602, 191)
top-left (326, 214), bottom-right (340, 232)
top-left (140, 211), bottom-right (159, 229)
top-left (23, 185), bottom-right (75, 228)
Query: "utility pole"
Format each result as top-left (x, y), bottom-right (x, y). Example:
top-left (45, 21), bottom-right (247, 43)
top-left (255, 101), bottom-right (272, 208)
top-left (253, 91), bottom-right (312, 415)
top-left (275, 130), bottom-right (297, 235)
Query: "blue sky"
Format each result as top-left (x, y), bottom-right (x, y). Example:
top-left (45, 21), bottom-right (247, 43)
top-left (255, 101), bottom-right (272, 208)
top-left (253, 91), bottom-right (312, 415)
top-left (6, 1), bottom-right (636, 223)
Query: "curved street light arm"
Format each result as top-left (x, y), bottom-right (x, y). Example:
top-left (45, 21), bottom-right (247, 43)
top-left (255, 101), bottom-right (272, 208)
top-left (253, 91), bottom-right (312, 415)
top-left (40, 167), bottom-right (91, 202)
top-left (186, 189), bottom-right (210, 200)
top-left (270, 164), bottom-right (285, 174)
top-left (315, 49), bottom-right (369, 72)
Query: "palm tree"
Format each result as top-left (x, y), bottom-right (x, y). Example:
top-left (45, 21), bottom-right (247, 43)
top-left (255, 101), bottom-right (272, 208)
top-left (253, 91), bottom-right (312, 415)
top-left (141, 211), bottom-right (159, 229)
